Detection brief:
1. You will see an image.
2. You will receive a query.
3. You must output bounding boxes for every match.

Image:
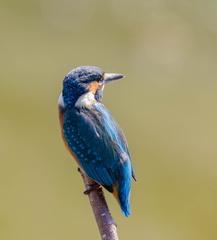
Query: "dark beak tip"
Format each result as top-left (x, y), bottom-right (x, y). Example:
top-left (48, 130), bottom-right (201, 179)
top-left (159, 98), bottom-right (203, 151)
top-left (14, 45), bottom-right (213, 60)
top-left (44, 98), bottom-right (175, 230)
top-left (115, 74), bottom-right (125, 80)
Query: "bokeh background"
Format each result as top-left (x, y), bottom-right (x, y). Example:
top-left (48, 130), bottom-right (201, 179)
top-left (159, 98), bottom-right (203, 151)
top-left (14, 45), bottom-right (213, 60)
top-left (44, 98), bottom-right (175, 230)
top-left (1, 1), bottom-right (217, 239)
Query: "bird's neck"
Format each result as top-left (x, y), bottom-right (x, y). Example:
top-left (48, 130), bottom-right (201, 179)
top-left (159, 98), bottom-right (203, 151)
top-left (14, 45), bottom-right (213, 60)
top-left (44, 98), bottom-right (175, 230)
top-left (75, 92), bottom-right (97, 109)
top-left (62, 82), bottom-right (86, 108)
top-left (59, 90), bottom-right (100, 110)
top-left (61, 82), bottom-right (104, 109)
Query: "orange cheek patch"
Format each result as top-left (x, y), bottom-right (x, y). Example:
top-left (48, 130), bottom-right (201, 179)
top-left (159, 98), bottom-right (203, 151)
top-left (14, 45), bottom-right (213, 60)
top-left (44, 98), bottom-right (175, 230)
top-left (89, 81), bottom-right (99, 93)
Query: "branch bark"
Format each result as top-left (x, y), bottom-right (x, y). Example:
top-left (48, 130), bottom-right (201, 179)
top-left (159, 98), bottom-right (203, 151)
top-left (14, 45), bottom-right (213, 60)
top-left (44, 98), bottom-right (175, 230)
top-left (79, 168), bottom-right (119, 240)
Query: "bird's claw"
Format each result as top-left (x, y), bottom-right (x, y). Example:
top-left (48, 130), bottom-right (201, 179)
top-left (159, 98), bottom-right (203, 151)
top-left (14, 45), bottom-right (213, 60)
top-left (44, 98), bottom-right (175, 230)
top-left (83, 183), bottom-right (101, 195)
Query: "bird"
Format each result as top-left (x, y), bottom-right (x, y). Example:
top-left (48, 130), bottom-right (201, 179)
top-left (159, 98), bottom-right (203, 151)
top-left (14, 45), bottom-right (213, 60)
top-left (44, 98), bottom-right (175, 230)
top-left (58, 66), bottom-right (136, 217)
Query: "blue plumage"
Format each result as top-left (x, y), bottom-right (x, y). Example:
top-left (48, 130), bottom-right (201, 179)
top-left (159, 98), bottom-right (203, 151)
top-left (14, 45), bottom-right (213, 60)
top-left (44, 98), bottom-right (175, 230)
top-left (58, 66), bottom-right (136, 217)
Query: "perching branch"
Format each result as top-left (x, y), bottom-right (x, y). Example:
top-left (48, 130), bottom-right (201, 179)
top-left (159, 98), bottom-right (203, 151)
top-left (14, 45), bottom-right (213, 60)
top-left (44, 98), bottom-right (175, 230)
top-left (78, 168), bottom-right (119, 240)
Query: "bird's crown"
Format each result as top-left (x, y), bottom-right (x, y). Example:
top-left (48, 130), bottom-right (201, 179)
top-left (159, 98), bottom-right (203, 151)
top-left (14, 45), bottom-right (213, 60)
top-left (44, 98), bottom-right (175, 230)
top-left (64, 66), bottom-right (104, 84)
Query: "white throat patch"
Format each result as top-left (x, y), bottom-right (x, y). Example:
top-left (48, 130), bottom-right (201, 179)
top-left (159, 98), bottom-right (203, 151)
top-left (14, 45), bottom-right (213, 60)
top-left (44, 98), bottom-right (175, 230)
top-left (75, 92), bottom-right (96, 109)
top-left (58, 93), bottom-right (65, 107)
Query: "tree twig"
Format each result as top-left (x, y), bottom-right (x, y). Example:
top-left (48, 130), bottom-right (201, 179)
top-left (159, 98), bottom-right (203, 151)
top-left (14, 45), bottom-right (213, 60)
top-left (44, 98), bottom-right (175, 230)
top-left (78, 168), bottom-right (119, 240)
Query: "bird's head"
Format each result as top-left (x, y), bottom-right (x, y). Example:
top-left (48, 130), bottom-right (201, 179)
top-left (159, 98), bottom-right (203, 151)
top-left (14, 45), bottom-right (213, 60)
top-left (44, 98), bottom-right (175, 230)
top-left (59, 66), bottom-right (124, 109)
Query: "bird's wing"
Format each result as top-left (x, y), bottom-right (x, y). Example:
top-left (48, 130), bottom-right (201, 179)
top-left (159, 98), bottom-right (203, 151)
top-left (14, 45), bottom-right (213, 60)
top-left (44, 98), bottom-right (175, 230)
top-left (63, 104), bottom-right (133, 188)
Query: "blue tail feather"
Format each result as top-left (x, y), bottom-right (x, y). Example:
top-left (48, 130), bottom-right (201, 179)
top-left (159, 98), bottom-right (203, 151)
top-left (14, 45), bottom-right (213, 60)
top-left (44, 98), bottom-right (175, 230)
top-left (117, 162), bottom-right (132, 217)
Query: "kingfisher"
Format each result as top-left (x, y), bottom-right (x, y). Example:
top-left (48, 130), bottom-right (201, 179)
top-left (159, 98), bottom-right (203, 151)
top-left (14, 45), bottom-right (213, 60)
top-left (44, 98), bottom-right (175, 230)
top-left (58, 66), bottom-right (136, 217)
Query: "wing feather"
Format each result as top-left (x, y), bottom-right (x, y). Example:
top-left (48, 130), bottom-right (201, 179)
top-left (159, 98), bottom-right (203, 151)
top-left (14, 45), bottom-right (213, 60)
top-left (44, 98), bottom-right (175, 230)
top-left (63, 104), bottom-right (132, 187)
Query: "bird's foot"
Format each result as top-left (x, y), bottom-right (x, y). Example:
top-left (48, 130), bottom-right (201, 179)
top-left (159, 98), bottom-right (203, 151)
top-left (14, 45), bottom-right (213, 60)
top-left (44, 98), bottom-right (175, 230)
top-left (83, 183), bottom-right (101, 195)
top-left (77, 168), bottom-right (101, 194)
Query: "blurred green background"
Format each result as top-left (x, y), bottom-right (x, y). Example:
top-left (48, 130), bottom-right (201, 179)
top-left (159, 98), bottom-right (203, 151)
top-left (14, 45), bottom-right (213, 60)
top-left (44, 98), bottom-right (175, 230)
top-left (1, 0), bottom-right (217, 239)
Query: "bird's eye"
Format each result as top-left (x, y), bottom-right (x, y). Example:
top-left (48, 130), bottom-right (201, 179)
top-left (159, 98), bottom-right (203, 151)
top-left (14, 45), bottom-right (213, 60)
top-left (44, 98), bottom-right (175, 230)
top-left (99, 75), bottom-right (104, 82)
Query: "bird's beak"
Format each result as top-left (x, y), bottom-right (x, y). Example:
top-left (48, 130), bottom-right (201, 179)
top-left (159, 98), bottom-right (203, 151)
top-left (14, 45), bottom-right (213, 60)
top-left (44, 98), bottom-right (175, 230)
top-left (103, 73), bottom-right (125, 84)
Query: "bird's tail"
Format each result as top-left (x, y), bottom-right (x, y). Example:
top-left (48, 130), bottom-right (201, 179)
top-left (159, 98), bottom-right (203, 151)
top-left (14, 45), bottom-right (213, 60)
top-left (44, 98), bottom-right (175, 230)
top-left (112, 164), bottom-right (132, 217)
